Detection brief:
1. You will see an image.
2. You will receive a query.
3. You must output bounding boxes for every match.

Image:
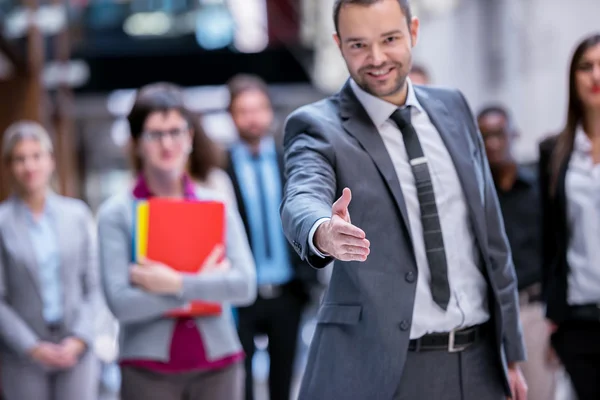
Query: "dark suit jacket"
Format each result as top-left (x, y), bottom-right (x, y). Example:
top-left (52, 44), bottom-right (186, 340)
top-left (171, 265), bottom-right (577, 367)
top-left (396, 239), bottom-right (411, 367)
top-left (224, 147), bottom-right (316, 305)
top-left (538, 135), bottom-right (571, 323)
top-left (280, 80), bottom-right (525, 399)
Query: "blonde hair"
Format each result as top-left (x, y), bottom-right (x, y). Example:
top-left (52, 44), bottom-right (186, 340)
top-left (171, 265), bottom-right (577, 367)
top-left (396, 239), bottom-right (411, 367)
top-left (2, 120), bottom-right (54, 162)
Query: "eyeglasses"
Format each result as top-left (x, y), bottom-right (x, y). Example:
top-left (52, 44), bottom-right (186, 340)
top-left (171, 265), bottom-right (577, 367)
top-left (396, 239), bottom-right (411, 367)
top-left (141, 127), bottom-right (189, 142)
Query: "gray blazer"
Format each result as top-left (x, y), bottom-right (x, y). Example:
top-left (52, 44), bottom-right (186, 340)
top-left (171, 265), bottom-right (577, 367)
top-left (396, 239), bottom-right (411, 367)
top-left (280, 81), bottom-right (526, 400)
top-left (0, 193), bottom-right (99, 358)
top-left (97, 187), bottom-right (256, 362)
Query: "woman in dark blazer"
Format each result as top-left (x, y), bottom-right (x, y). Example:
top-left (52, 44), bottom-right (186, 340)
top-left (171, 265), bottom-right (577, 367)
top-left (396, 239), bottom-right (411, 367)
top-left (0, 121), bottom-right (99, 400)
top-left (97, 83), bottom-right (256, 400)
top-left (539, 33), bottom-right (600, 400)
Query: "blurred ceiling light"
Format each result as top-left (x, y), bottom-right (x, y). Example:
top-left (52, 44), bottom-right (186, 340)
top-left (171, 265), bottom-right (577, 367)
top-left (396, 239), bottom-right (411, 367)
top-left (111, 118), bottom-right (131, 148)
top-left (106, 89), bottom-right (136, 116)
top-left (42, 59), bottom-right (90, 89)
top-left (4, 4), bottom-right (67, 38)
top-left (123, 11), bottom-right (172, 37)
top-left (227, 0), bottom-right (269, 53)
top-left (194, 3), bottom-right (235, 50)
top-left (417, 0), bottom-right (460, 15)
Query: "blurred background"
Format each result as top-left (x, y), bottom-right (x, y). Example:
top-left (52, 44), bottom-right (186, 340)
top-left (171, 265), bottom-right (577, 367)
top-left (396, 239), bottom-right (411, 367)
top-left (0, 0), bottom-right (598, 399)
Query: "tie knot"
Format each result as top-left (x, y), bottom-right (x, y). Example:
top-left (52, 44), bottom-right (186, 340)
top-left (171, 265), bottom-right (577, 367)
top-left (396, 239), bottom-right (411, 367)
top-left (390, 107), bottom-right (412, 129)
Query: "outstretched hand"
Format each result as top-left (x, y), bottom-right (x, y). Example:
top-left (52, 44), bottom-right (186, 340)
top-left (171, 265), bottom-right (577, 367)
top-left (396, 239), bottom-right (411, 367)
top-left (314, 188), bottom-right (370, 262)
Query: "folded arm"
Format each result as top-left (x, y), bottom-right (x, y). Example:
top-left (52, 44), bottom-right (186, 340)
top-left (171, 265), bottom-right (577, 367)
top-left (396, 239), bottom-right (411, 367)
top-left (98, 202), bottom-right (186, 324)
top-left (179, 205), bottom-right (257, 306)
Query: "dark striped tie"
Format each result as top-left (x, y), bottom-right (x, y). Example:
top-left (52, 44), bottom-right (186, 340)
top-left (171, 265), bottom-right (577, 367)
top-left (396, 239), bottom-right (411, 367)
top-left (390, 107), bottom-right (450, 311)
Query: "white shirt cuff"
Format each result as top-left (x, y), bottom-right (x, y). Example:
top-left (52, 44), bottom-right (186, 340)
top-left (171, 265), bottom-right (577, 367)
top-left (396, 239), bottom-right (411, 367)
top-left (308, 217), bottom-right (331, 258)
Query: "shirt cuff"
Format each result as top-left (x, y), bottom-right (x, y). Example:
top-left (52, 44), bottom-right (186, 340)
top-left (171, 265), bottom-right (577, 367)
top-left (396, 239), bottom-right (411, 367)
top-left (308, 217), bottom-right (331, 258)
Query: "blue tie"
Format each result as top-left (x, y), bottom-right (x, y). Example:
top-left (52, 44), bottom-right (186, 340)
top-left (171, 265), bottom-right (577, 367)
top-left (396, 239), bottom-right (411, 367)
top-left (251, 155), bottom-right (272, 259)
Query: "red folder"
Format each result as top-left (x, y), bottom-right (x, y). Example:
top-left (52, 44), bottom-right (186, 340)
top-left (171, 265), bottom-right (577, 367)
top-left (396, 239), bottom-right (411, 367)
top-left (145, 198), bottom-right (225, 317)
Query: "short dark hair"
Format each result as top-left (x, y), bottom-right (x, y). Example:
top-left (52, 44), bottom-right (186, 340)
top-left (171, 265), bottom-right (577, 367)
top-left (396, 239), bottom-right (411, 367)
top-left (226, 74), bottom-right (270, 111)
top-left (410, 64), bottom-right (429, 78)
top-left (333, 0), bottom-right (412, 37)
top-left (477, 104), bottom-right (516, 132)
top-left (127, 82), bottom-right (219, 181)
top-left (476, 105), bottom-right (510, 123)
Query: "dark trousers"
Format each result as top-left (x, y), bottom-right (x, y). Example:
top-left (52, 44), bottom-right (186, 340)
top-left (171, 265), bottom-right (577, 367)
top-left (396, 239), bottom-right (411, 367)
top-left (237, 287), bottom-right (303, 400)
top-left (552, 320), bottom-right (600, 400)
top-left (120, 361), bottom-right (244, 400)
top-left (394, 336), bottom-right (506, 400)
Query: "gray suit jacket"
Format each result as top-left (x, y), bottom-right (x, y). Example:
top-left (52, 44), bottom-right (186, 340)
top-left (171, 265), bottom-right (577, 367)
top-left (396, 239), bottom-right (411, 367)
top-left (97, 187), bottom-right (256, 362)
top-left (280, 81), bottom-right (526, 399)
top-left (0, 193), bottom-right (99, 359)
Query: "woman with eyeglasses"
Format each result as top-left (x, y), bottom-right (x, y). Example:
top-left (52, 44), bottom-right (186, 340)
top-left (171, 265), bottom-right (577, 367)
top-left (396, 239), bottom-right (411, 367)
top-left (97, 82), bottom-right (256, 400)
top-left (539, 33), bottom-right (600, 400)
top-left (0, 121), bottom-right (99, 400)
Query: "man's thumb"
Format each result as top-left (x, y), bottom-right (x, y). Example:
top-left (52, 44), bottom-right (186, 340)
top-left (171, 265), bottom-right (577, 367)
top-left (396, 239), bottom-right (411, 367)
top-left (332, 188), bottom-right (352, 215)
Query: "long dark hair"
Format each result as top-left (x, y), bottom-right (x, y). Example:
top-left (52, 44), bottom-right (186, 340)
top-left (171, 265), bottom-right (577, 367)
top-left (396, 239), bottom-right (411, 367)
top-left (127, 82), bottom-right (219, 181)
top-left (551, 33), bottom-right (600, 193)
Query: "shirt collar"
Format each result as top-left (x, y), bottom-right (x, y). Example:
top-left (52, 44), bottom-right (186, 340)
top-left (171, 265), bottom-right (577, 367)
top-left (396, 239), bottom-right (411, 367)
top-left (234, 136), bottom-right (276, 159)
top-left (349, 77), bottom-right (424, 128)
top-left (15, 189), bottom-right (57, 220)
top-left (573, 124), bottom-right (592, 154)
top-left (132, 174), bottom-right (196, 200)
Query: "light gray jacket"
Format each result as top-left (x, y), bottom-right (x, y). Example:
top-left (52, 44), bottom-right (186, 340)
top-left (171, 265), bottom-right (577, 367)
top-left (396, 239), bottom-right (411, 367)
top-left (97, 187), bottom-right (256, 362)
top-left (0, 193), bottom-right (99, 358)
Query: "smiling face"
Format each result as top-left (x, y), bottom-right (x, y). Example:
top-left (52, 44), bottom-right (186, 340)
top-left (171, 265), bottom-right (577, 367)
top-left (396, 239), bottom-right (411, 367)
top-left (334, 0), bottom-right (419, 104)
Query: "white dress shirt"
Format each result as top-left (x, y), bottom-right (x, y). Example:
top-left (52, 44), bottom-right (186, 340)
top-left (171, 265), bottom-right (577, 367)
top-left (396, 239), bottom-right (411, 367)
top-left (566, 125), bottom-right (600, 305)
top-left (309, 78), bottom-right (489, 339)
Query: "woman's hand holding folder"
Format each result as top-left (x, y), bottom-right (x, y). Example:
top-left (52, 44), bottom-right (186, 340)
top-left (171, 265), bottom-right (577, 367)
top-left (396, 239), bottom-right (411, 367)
top-left (130, 244), bottom-right (231, 295)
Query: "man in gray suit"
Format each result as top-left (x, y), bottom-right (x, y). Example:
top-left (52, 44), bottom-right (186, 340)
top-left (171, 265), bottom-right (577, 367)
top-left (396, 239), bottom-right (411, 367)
top-left (280, 0), bottom-right (528, 399)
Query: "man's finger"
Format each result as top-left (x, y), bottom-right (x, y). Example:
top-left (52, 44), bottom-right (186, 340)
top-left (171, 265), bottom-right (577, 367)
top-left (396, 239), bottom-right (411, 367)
top-left (339, 253), bottom-right (368, 262)
top-left (340, 244), bottom-right (370, 256)
top-left (331, 188), bottom-right (352, 216)
top-left (335, 221), bottom-right (366, 239)
top-left (338, 236), bottom-right (370, 249)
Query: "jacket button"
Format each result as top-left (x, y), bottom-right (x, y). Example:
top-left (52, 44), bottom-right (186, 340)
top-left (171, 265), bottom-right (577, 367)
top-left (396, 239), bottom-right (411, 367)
top-left (400, 320), bottom-right (410, 331)
top-left (405, 271), bottom-right (415, 283)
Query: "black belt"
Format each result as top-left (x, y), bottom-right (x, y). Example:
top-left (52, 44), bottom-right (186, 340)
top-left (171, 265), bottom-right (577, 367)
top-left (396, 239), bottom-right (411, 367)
top-left (408, 324), bottom-right (486, 353)
top-left (567, 304), bottom-right (600, 322)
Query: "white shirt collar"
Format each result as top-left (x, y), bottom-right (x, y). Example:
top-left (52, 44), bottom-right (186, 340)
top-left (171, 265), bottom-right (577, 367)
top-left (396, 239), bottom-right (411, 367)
top-left (574, 124), bottom-right (592, 154)
top-left (349, 77), bottom-right (424, 128)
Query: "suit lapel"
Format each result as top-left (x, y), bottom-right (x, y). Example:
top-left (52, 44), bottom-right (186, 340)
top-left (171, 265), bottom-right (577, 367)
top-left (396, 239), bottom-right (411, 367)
top-left (414, 89), bottom-right (489, 249)
top-left (340, 82), bottom-right (413, 245)
top-left (8, 197), bottom-right (43, 299)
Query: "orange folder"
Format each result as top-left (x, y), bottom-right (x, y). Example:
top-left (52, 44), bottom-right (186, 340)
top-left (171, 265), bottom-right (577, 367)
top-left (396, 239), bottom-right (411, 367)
top-left (144, 198), bottom-right (226, 317)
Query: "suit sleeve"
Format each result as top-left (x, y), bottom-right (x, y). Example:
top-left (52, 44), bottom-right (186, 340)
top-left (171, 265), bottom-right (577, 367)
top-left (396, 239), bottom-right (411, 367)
top-left (457, 91), bottom-right (526, 364)
top-left (0, 233), bottom-right (40, 355)
top-left (537, 140), bottom-right (555, 307)
top-left (70, 205), bottom-right (101, 347)
top-left (280, 110), bottom-right (336, 269)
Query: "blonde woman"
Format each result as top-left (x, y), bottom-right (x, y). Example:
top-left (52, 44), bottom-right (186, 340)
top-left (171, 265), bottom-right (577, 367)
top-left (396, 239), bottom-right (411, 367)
top-left (0, 121), bottom-right (99, 400)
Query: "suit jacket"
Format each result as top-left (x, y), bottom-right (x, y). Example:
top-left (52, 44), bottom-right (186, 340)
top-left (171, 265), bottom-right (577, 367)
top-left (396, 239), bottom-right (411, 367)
top-left (280, 81), bottom-right (525, 399)
top-left (0, 193), bottom-right (99, 359)
top-left (224, 147), bottom-right (317, 304)
top-left (97, 187), bottom-right (256, 362)
top-left (538, 136), bottom-right (570, 323)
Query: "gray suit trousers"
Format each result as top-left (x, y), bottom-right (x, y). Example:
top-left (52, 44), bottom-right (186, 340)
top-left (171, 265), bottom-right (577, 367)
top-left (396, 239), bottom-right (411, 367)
top-left (394, 337), bottom-right (506, 400)
top-left (1, 350), bottom-right (98, 400)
